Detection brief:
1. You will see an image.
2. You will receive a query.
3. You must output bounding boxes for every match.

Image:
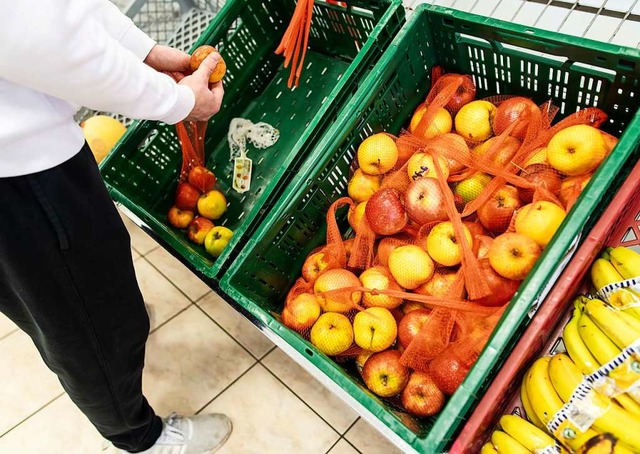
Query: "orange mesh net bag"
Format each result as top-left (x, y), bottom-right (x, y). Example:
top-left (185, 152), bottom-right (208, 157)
top-left (175, 121), bottom-right (208, 181)
top-left (276, 0), bottom-right (314, 88)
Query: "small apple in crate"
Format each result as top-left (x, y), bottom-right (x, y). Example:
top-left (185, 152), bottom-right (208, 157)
top-left (167, 206), bottom-right (195, 229)
top-left (361, 350), bottom-right (410, 397)
top-left (175, 182), bottom-right (201, 211)
top-left (204, 226), bottom-right (233, 258)
top-left (188, 165), bottom-right (216, 193)
top-left (197, 189), bottom-right (227, 220)
top-left (187, 217), bottom-right (214, 244)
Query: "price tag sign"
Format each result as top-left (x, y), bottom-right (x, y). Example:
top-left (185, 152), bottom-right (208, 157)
top-left (233, 156), bottom-right (252, 193)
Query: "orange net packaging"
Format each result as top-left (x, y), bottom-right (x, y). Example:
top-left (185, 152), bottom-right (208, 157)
top-left (279, 67), bottom-right (617, 419)
top-left (175, 121), bottom-right (208, 182)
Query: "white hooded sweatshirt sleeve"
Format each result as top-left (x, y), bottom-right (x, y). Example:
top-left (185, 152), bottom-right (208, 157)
top-left (0, 0), bottom-right (196, 177)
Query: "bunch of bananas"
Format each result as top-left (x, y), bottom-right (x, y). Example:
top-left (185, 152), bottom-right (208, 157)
top-left (591, 246), bottom-right (640, 314)
top-left (481, 414), bottom-right (567, 453)
top-left (482, 246), bottom-right (640, 453)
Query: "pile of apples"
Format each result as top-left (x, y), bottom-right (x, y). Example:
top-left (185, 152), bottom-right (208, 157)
top-left (167, 165), bottom-right (233, 258)
top-left (281, 77), bottom-right (619, 418)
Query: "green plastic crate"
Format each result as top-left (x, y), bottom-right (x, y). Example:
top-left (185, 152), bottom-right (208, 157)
top-left (99, 0), bottom-right (404, 280)
top-left (220, 4), bottom-right (640, 453)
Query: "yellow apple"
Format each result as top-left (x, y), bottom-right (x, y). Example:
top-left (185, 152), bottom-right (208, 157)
top-left (546, 125), bottom-right (606, 176)
top-left (348, 169), bottom-right (382, 203)
top-left (355, 350), bottom-right (374, 373)
top-left (197, 189), bottom-right (227, 220)
top-left (409, 105), bottom-right (453, 140)
top-left (514, 201), bottom-right (566, 247)
top-left (282, 293), bottom-right (322, 333)
top-left (454, 172), bottom-right (492, 204)
top-left (357, 133), bottom-right (398, 175)
top-left (359, 266), bottom-right (403, 309)
top-left (523, 147), bottom-right (547, 167)
top-left (310, 313), bottom-right (354, 356)
top-left (203, 225), bottom-right (233, 257)
top-left (454, 100), bottom-right (497, 142)
top-left (414, 271), bottom-right (459, 298)
top-left (488, 232), bottom-right (541, 280)
top-left (314, 269), bottom-right (362, 313)
top-left (401, 301), bottom-right (427, 314)
top-left (426, 221), bottom-right (473, 267)
top-left (473, 136), bottom-right (521, 166)
top-left (348, 201), bottom-right (368, 233)
top-left (388, 245), bottom-right (435, 289)
top-left (353, 307), bottom-right (398, 352)
top-left (406, 152), bottom-right (450, 181)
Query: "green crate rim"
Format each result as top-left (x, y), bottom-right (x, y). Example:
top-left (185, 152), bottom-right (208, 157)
top-left (101, 0), bottom-right (405, 282)
top-left (220, 4), bottom-right (640, 452)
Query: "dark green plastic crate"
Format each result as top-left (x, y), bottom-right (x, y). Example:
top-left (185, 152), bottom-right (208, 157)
top-left (99, 0), bottom-right (404, 280)
top-left (220, 4), bottom-right (640, 453)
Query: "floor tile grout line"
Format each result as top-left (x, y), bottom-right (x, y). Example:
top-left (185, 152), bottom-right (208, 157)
top-left (324, 437), bottom-right (342, 454)
top-left (141, 250), bottom-right (213, 305)
top-left (0, 392), bottom-right (66, 439)
top-left (194, 362), bottom-right (261, 415)
top-left (341, 437), bottom-right (363, 453)
top-left (258, 359), bottom-right (350, 438)
top-left (343, 417), bottom-right (360, 437)
top-left (148, 303), bottom-right (194, 335)
top-left (192, 302), bottom-right (266, 362)
top-left (134, 255), bottom-right (203, 307)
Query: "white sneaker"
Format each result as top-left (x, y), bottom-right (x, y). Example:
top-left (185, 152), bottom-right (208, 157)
top-left (107, 413), bottom-right (232, 454)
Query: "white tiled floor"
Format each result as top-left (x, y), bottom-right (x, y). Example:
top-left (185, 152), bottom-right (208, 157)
top-left (0, 213), bottom-right (402, 454)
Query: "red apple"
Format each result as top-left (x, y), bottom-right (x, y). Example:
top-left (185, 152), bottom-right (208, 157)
top-left (282, 293), bottom-right (322, 333)
top-left (477, 185), bottom-right (522, 233)
top-left (518, 164), bottom-right (562, 203)
top-left (403, 178), bottom-right (448, 226)
top-left (470, 259), bottom-right (520, 307)
top-left (493, 97), bottom-right (541, 140)
top-left (397, 309), bottom-right (431, 350)
top-left (361, 350), bottom-right (410, 397)
top-left (187, 216), bottom-right (214, 244)
top-left (401, 371), bottom-right (445, 417)
top-left (167, 206), bottom-right (195, 229)
top-left (175, 182), bottom-right (201, 211)
top-left (301, 251), bottom-right (335, 283)
top-left (437, 74), bottom-right (476, 112)
top-left (428, 351), bottom-right (469, 396)
top-left (365, 188), bottom-right (408, 236)
top-left (188, 165), bottom-right (216, 193)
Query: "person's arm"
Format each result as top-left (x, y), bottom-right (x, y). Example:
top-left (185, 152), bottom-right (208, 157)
top-left (0, 0), bottom-right (218, 124)
top-left (89, 0), bottom-right (157, 62)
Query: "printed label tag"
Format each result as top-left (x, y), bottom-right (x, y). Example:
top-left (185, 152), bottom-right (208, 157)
top-left (233, 156), bottom-right (252, 193)
top-left (599, 278), bottom-right (640, 309)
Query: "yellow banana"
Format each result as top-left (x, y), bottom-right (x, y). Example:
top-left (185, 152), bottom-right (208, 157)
top-left (525, 356), bottom-right (598, 451)
top-left (584, 298), bottom-right (640, 350)
top-left (521, 379), bottom-right (545, 430)
top-left (564, 305), bottom-right (640, 414)
top-left (565, 304), bottom-right (601, 374)
top-left (591, 258), bottom-right (640, 309)
top-left (609, 247), bottom-right (640, 280)
top-left (491, 430), bottom-right (532, 454)
top-left (621, 306), bottom-right (640, 323)
top-left (576, 433), bottom-right (635, 454)
top-left (481, 442), bottom-right (500, 454)
top-left (578, 312), bottom-right (623, 366)
top-left (547, 353), bottom-right (640, 451)
top-left (592, 258), bottom-right (626, 291)
top-left (616, 308), bottom-right (640, 334)
top-left (499, 414), bottom-right (567, 453)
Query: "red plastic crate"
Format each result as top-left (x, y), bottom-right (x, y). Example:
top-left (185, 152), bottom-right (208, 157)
top-left (451, 159), bottom-right (640, 454)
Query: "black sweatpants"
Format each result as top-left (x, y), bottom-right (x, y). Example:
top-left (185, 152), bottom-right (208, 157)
top-left (0, 144), bottom-right (162, 452)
